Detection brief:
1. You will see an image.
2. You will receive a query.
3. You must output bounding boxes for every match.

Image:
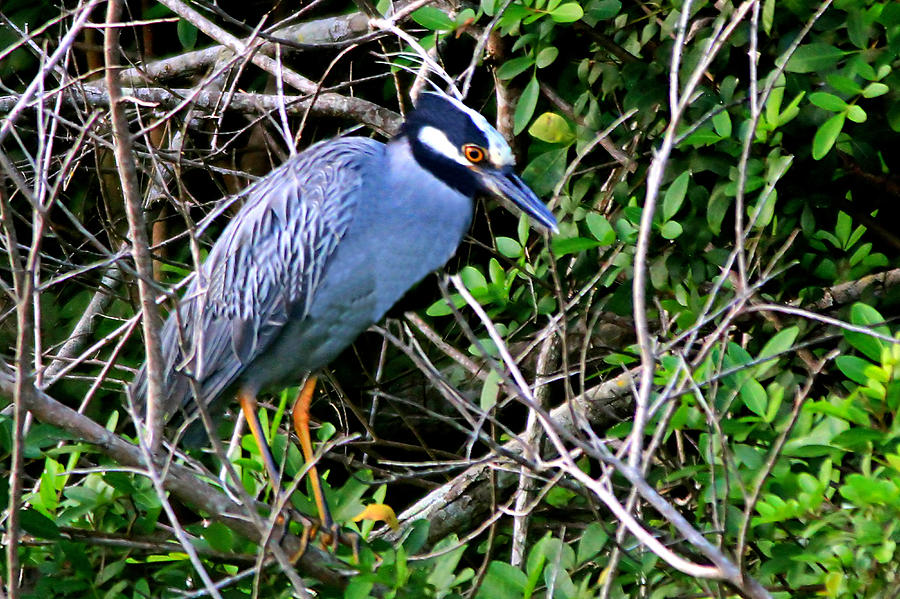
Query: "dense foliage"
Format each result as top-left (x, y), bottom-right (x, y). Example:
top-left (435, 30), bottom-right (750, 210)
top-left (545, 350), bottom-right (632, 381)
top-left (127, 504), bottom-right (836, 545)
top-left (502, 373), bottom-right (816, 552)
top-left (1, 0), bottom-right (899, 597)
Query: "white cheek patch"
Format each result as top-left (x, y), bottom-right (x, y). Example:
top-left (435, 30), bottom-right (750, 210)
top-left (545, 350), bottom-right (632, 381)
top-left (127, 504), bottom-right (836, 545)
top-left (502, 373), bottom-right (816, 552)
top-left (418, 126), bottom-right (469, 166)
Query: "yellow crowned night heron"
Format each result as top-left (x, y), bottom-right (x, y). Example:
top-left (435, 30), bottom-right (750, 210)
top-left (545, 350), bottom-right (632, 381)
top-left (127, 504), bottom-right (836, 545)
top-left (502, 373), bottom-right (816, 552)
top-left (133, 91), bottom-right (557, 531)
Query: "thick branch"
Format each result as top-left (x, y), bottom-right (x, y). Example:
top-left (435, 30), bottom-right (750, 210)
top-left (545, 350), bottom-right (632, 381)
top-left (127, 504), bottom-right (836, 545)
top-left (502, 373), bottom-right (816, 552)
top-left (118, 12), bottom-right (373, 86)
top-left (154, 0), bottom-right (318, 94)
top-left (0, 87), bottom-right (401, 137)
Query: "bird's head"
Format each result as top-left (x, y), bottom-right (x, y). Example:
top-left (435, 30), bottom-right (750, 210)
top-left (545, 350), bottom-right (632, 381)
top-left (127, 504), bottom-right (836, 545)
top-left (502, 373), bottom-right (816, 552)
top-left (400, 92), bottom-right (558, 233)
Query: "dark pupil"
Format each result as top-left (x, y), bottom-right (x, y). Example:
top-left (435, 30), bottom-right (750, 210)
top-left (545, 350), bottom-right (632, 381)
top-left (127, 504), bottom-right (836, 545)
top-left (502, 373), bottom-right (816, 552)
top-left (466, 147), bottom-right (483, 161)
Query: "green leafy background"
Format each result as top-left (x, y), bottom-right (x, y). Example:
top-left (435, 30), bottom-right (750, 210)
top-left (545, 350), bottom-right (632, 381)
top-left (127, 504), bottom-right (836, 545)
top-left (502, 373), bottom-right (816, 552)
top-left (1, 0), bottom-right (900, 596)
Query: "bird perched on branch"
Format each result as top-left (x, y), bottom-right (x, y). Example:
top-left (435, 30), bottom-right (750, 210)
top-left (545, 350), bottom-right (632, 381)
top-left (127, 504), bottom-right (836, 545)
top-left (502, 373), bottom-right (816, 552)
top-left (132, 91), bottom-right (557, 531)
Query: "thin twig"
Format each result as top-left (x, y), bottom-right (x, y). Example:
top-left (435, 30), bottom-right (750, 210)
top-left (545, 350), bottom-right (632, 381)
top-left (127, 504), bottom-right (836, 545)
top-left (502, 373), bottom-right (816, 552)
top-left (0, 0), bottom-right (102, 147)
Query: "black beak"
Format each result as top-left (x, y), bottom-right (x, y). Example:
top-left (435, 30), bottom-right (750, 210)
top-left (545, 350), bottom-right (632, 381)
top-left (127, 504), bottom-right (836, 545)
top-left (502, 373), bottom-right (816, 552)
top-left (478, 168), bottom-right (558, 234)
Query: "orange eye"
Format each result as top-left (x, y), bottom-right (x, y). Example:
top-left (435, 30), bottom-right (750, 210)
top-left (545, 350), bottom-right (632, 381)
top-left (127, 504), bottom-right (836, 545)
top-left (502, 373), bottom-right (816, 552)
top-left (463, 144), bottom-right (486, 163)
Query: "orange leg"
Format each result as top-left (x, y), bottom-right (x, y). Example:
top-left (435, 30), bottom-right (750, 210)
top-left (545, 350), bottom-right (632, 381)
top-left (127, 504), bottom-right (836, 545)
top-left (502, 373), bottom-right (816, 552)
top-left (292, 375), bottom-right (334, 531)
top-left (239, 389), bottom-right (282, 490)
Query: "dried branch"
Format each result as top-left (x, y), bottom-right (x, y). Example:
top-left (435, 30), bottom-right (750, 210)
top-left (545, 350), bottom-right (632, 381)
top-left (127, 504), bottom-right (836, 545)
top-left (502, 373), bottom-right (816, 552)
top-left (116, 0), bottom-right (456, 86)
top-left (44, 261), bottom-right (125, 380)
top-left (154, 0), bottom-right (316, 94)
top-left (0, 0), bottom-right (102, 147)
top-left (1, 171), bottom-right (29, 599)
top-left (104, 0), bottom-right (166, 452)
top-left (379, 363), bottom-right (634, 544)
top-left (0, 87), bottom-right (401, 137)
top-left (117, 12), bottom-right (373, 86)
top-left (805, 267), bottom-right (900, 311)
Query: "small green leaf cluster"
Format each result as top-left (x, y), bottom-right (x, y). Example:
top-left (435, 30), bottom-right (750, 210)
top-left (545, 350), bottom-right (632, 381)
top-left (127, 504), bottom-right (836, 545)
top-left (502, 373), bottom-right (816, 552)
top-left (476, 528), bottom-right (609, 599)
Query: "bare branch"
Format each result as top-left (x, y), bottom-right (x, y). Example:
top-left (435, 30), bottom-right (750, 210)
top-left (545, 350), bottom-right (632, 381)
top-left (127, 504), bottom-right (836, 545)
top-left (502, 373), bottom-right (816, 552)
top-left (0, 87), bottom-right (401, 137)
top-left (104, 0), bottom-right (166, 452)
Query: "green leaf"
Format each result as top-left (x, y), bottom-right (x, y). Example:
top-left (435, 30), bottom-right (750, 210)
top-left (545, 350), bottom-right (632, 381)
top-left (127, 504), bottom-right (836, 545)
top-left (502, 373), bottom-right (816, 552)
top-left (784, 43), bottom-right (847, 73)
top-left (741, 378), bottom-right (768, 417)
top-left (495, 56), bottom-right (534, 80)
top-left (550, 2), bottom-right (584, 22)
top-left (765, 80), bottom-right (784, 128)
top-left (426, 294), bottom-right (464, 316)
top-left (682, 128), bottom-right (723, 147)
top-left (317, 421), bottom-right (336, 443)
top-left (514, 75), bottom-right (540, 135)
top-left (862, 82), bottom-right (889, 98)
top-left (712, 109), bottom-right (732, 137)
top-left (177, 19), bottom-right (198, 50)
top-left (201, 522), bottom-right (235, 552)
top-left (403, 520), bottom-right (431, 554)
top-left (733, 444), bottom-right (764, 469)
top-left (19, 508), bottom-right (61, 539)
top-left (528, 112), bottom-right (574, 144)
top-left (840, 473), bottom-right (897, 506)
top-left (836, 355), bottom-right (873, 386)
top-left (412, 6), bottom-right (455, 30)
top-left (552, 236), bottom-right (603, 256)
top-left (345, 579), bottom-right (375, 599)
top-left (889, 101), bottom-right (900, 133)
top-left (480, 370), bottom-right (501, 410)
top-left (455, 8), bottom-right (476, 26)
top-left (427, 535), bottom-right (467, 593)
top-left (848, 242), bottom-right (871, 267)
top-left (812, 113), bottom-right (845, 160)
top-left (521, 148), bottom-right (568, 196)
top-left (755, 326), bottom-right (799, 378)
top-left (826, 74), bottom-right (863, 95)
top-left (496, 236), bottom-right (522, 258)
top-left (588, 0), bottom-right (621, 20)
top-left (96, 560), bottom-right (126, 587)
top-left (846, 104), bottom-right (866, 123)
top-left (707, 187), bottom-right (730, 234)
top-left (527, 535), bottom-right (575, 574)
top-left (535, 46), bottom-right (559, 68)
top-left (102, 580), bottom-right (129, 599)
top-left (835, 210), bottom-right (852, 248)
top-left (524, 552), bottom-right (545, 598)
top-left (585, 213), bottom-right (616, 245)
top-left (659, 220), bottom-right (683, 239)
top-left (849, 302), bottom-right (889, 330)
top-left (481, 0), bottom-right (500, 16)
top-left (577, 522), bottom-right (608, 563)
top-left (38, 459), bottom-right (60, 514)
top-left (844, 303), bottom-right (889, 362)
top-left (488, 257), bottom-right (506, 286)
top-left (850, 56), bottom-right (878, 81)
top-left (809, 91), bottom-right (849, 112)
top-left (762, 0), bottom-right (774, 33)
top-left (663, 171), bottom-right (690, 221)
top-left (460, 265), bottom-right (487, 291)
top-left (764, 382), bottom-right (783, 423)
top-left (476, 562), bottom-right (528, 599)
top-left (846, 7), bottom-right (870, 49)
top-left (777, 91), bottom-right (805, 126)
